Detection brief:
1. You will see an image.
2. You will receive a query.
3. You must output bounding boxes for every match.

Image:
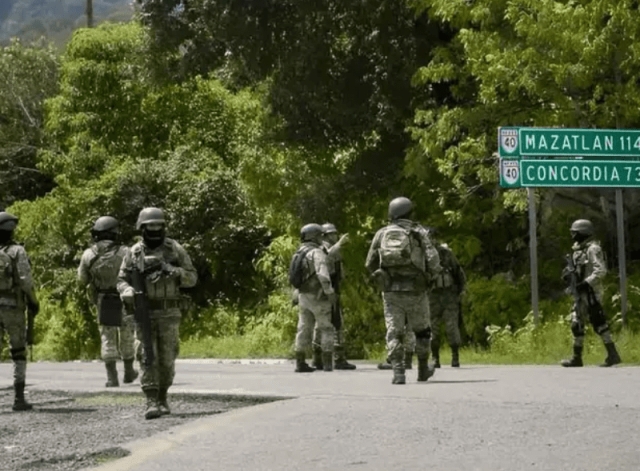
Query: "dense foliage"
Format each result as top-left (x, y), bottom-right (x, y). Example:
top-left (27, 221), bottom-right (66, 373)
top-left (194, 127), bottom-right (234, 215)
top-left (3, 1), bottom-right (640, 360)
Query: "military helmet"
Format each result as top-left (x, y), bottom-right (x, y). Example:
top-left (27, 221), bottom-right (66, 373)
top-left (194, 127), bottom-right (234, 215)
top-left (300, 223), bottom-right (324, 242)
top-left (570, 219), bottom-right (594, 237)
top-left (0, 212), bottom-right (18, 231)
top-left (136, 207), bottom-right (165, 230)
top-left (92, 216), bottom-right (119, 233)
top-left (322, 223), bottom-right (338, 234)
top-left (388, 197), bottom-right (413, 220)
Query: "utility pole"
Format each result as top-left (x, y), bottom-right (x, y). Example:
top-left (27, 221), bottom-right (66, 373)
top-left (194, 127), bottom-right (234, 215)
top-left (86, 0), bottom-right (94, 28)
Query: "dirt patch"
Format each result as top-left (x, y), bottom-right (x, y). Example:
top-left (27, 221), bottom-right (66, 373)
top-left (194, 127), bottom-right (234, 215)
top-left (0, 388), bottom-right (284, 471)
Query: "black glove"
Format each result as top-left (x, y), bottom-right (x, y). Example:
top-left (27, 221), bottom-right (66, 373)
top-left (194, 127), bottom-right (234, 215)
top-left (576, 280), bottom-right (589, 293)
top-left (27, 300), bottom-right (40, 317)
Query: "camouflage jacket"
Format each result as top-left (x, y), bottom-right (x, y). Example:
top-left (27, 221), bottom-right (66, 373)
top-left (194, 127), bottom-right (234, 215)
top-left (0, 242), bottom-right (37, 308)
top-left (571, 238), bottom-right (606, 300)
top-left (432, 243), bottom-right (466, 294)
top-left (78, 240), bottom-right (128, 295)
top-left (117, 238), bottom-right (197, 303)
top-left (298, 241), bottom-right (334, 298)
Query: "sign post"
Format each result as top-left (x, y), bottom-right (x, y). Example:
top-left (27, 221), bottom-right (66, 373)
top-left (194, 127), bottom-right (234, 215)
top-left (498, 127), bottom-right (632, 324)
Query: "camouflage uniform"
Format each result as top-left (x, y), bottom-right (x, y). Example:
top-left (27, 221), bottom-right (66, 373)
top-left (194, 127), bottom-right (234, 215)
top-left (561, 223), bottom-right (620, 367)
top-left (366, 214), bottom-right (441, 384)
top-left (0, 212), bottom-right (39, 411)
top-left (311, 237), bottom-right (356, 370)
top-left (78, 239), bottom-right (136, 385)
top-left (429, 242), bottom-right (466, 367)
top-left (296, 241), bottom-right (336, 370)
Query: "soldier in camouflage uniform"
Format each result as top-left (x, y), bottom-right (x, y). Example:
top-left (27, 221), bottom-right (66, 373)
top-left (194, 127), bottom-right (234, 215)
top-left (78, 216), bottom-right (137, 387)
top-left (366, 197), bottom-right (441, 384)
top-left (311, 223), bottom-right (356, 370)
top-left (293, 223), bottom-right (336, 373)
top-left (428, 228), bottom-right (466, 368)
top-left (560, 219), bottom-right (621, 368)
top-left (117, 208), bottom-right (197, 419)
top-left (0, 212), bottom-right (39, 411)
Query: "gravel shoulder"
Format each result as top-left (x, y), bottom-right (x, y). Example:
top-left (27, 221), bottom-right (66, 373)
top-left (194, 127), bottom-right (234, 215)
top-left (0, 387), bottom-right (284, 471)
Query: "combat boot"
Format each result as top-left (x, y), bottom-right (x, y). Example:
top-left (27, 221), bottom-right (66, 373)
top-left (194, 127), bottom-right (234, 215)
top-left (561, 346), bottom-right (583, 367)
top-left (601, 342), bottom-right (622, 367)
top-left (12, 381), bottom-right (33, 412)
top-left (295, 352), bottom-right (315, 373)
top-left (311, 347), bottom-right (323, 370)
top-left (404, 351), bottom-right (413, 370)
top-left (334, 347), bottom-right (356, 370)
top-left (391, 360), bottom-right (406, 385)
top-left (105, 361), bottom-right (119, 387)
top-left (123, 359), bottom-right (139, 384)
top-left (157, 387), bottom-right (171, 415)
top-left (143, 388), bottom-right (162, 420)
top-left (377, 358), bottom-right (392, 370)
top-left (451, 346), bottom-right (460, 368)
top-left (322, 352), bottom-right (333, 372)
top-left (417, 357), bottom-right (436, 382)
top-left (431, 341), bottom-right (441, 368)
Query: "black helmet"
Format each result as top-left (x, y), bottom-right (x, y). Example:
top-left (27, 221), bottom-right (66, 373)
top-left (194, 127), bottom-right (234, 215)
top-left (92, 216), bottom-right (119, 233)
top-left (322, 223), bottom-right (337, 234)
top-left (570, 219), bottom-right (594, 237)
top-left (388, 197), bottom-right (413, 220)
top-left (136, 207), bottom-right (165, 230)
top-left (300, 223), bottom-right (324, 242)
top-left (0, 212), bottom-right (18, 231)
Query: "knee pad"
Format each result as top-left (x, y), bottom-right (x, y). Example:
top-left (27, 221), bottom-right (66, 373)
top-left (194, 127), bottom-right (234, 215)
top-left (570, 321), bottom-right (584, 338)
top-left (10, 347), bottom-right (26, 362)
top-left (415, 328), bottom-right (432, 340)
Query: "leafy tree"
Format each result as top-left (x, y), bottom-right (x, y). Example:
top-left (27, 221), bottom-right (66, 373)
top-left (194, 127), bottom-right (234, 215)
top-left (0, 38), bottom-right (57, 208)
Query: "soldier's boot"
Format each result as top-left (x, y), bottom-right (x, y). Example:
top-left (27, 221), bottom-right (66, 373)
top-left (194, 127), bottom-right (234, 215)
top-left (322, 352), bottom-right (333, 372)
top-left (123, 359), bottom-right (139, 384)
top-left (431, 341), bottom-right (441, 368)
top-left (451, 346), bottom-right (460, 368)
top-left (12, 381), bottom-right (33, 412)
top-left (312, 347), bottom-right (323, 370)
top-left (404, 351), bottom-right (413, 370)
top-left (601, 342), bottom-right (622, 367)
top-left (560, 346), bottom-right (584, 367)
top-left (295, 352), bottom-right (315, 373)
top-left (377, 358), bottom-right (393, 370)
top-left (391, 360), bottom-right (406, 385)
top-left (105, 361), bottom-right (119, 387)
top-left (157, 387), bottom-right (171, 415)
top-left (417, 357), bottom-right (436, 382)
top-left (143, 388), bottom-right (162, 420)
top-left (334, 347), bottom-right (356, 370)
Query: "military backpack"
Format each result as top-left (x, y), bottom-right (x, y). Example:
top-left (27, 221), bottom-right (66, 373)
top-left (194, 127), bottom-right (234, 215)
top-left (0, 245), bottom-right (14, 291)
top-left (288, 246), bottom-right (313, 289)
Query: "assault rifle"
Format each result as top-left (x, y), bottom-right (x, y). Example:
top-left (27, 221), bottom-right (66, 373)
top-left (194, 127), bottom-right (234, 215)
top-left (563, 253), bottom-right (607, 327)
top-left (130, 265), bottom-right (155, 369)
top-left (26, 307), bottom-right (35, 361)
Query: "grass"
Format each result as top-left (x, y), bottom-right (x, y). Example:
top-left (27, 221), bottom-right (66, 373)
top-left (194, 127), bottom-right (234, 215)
top-left (180, 335), bottom-right (292, 359)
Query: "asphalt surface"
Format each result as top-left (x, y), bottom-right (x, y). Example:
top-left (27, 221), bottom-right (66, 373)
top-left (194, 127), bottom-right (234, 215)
top-left (1, 360), bottom-right (638, 471)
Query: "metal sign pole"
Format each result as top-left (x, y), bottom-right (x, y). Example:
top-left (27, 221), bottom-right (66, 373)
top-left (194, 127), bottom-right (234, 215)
top-left (528, 187), bottom-right (539, 325)
top-left (615, 189), bottom-right (628, 325)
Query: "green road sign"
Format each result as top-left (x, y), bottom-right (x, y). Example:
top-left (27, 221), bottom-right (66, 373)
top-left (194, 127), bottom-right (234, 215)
top-left (498, 127), bottom-right (640, 158)
top-left (520, 160), bottom-right (640, 187)
top-left (499, 158), bottom-right (522, 188)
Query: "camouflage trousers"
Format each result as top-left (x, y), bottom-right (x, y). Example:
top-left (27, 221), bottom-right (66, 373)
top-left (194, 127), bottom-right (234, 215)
top-left (430, 289), bottom-right (462, 348)
top-left (136, 313), bottom-right (180, 392)
top-left (382, 291), bottom-right (431, 363)
top-left (570, 294), bottom-right (612, 347)
top-left (100, 314), bottom-right (136, 362)
top-left (312, 301), bottom-right (347, 358)
top-left (296, 293), bottom-right (335, 353)
top-left (0, 308), bottom-right (27, 384)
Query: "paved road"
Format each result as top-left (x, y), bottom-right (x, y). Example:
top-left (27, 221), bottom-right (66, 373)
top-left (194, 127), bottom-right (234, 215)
top-left (2, 360), bottom-right (638, 471)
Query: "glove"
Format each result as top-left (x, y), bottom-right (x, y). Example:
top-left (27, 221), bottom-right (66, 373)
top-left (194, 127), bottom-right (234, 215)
top-left (162, 262), bottom-right (181, 279)
top-left (576, 280), bottom-right (589, 293)
top-left (121, 287), bottom-right (135, 304)
top-left (27, 300), bottom-right (40, 317)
